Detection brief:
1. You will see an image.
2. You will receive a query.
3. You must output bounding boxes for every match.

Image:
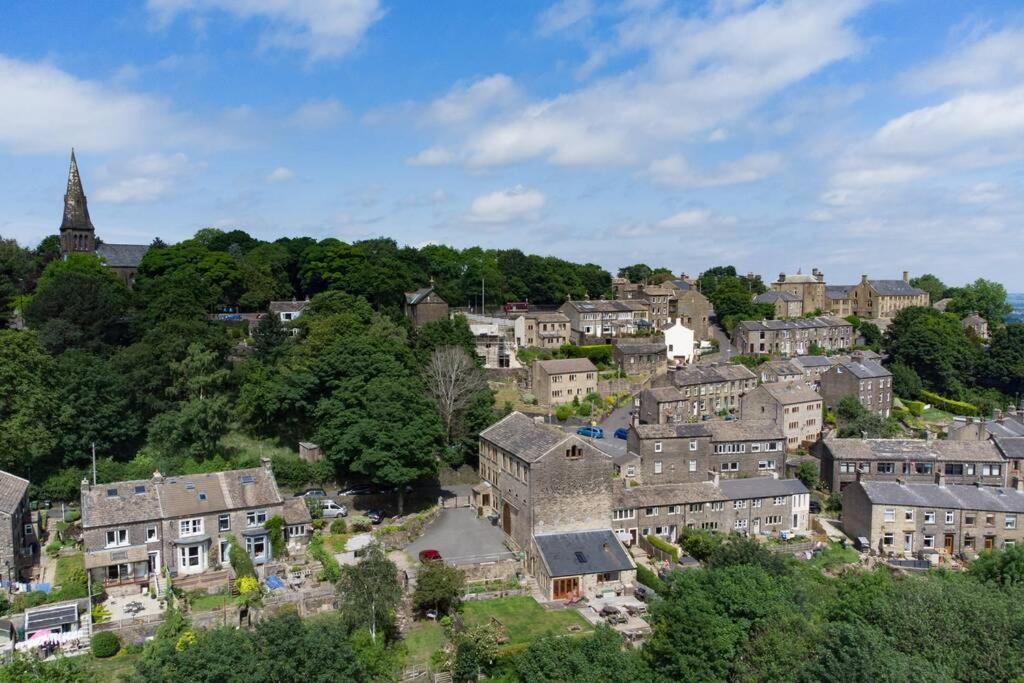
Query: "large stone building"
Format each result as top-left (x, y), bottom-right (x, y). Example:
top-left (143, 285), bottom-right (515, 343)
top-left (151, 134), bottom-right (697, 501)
top-left (843, 478), bottom-right (1024, 556)
top-left (613, 280), bottom-right (674, 328)
top-left (531, 358), bottom-right (597, 406)
top-left (0, 471), bottom-right (34, 581)
top-left (770, 269), bottom-right (827, 315)
top-left (559, 299), bottom-right (649, 342)
top-left (513, 311), bottom-right (571, 349)
top-left (81, 461), bottom-right (308, 588)
top-left (471, 320), bottom-right (521, 369)
top-left (732, 317), bottom-right (854, 356)
top-left (815, 433), bottom-right (1009, 491)
top-left (742, 383), bottom-right (823, 450)
top-left (668, 288), bottom-right (713, 340)
top-left (613, 339), bottom-right (667, 376)
top-left (404, 284), bottom-right (449, 328)
top-left (826, 273), bottom-right (929, 319)
top-left (57, 151), bottom-right (150, 287)
top-left (754, 291), bottom-right (803, 319)
top-left (641, 364), bottom-right (757, 423)
top-left (819, 352), bottom-right (893, 417)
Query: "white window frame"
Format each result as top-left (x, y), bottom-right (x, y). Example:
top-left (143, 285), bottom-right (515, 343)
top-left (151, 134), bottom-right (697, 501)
top-left (1006, 515), bottom-right (1017, 530)
top-left (945, 511), bottom-right (955, 524)
top-left (645, 507), bottom-right (658, 517)
top-left (924, 511), bottom-right (935, 524)
top-left (689, 439), bottom-right (698, 452)
top-left (246, 509), bottom-right (268, 527)
top-left (146, 526), bottom-right (158, 542)
top-left (654, 461), bottom-right (663, 474)
top-left (904, 509), bottom-right (914, 522)
top-left (179, 518), bottom-right (203, 537)
top-left (105, 528), bottom-right (128, 548)
top-left (884, 508), bottom-right (895, 522)
top-left (218, 514), bottom-right (231, 532)
top-left (688, 460), bottom-right (697, 472)
top-left (773, 496), bottom-right (785, 506)
top-left (654, 441), bottom-right (663, 453)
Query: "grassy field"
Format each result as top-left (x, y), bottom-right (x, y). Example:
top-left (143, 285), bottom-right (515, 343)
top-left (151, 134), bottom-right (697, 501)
top-left (85, 651), bottom-right (143, 682)
top-left (403, 620), bottom-right (446, 664)
top-left (188, 589), bottom-right (233, 612)
top-left (220, 432), bottom-right (295, 461)
top-left (808, 544), bottom-right (860, 571)
top-left (462, 597), bottom-right (592, 647)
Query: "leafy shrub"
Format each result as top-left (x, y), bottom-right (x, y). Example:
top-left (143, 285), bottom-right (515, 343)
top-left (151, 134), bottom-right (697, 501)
top-left (90, 603), bottom-right (111, 624)
top-left (309, 534), bottom-right (341, 583)
top-left (237, 576), bottom-right (260, 596)
top-left (890, 362), bottom-right (923, 399)
top-left (350, 519), bottom-right (372, 533)
top-left (91, 631), bottom-right (120, 658)
top-left (795, 461), bottom-right (819, 490)
top-left (920, 390), bottom-right (979, 416)
top-left (646, 534), bottom-right (679, 562)
top-left (906, 400), bottom-right (925, 417)
top-left (45, 541), bottom-right (62, 558)
top-left (226, 535), bottom-right (256, 579)
top-left (636, 564), bottom-right (666, 594)
top-left (678, 529), bottom-right (723, 562)
top-left (265, 516), bottom-right (286, 559)
top-left (554, 405), bottom-right (573, 421)
top-left (330, 518), bottom-right (348, 534)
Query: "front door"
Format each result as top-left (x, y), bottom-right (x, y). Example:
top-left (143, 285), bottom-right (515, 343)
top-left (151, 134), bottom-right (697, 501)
top-left (628, 528), bottom-right (638, 545)
top-left (903, 533), bottom-right (913, 553)
top-left (944, 534), bottom-right (954, 554)
top-left (552, 577), bottom-right (579, 601)
top-left (752, 518), bottom-right (760, 535)
top-left (985, 536), bottom-right (995, 550)
top-left (148, 551), bottom-right (160, 574)
top-left (502, 503), bottom-right (512, 536)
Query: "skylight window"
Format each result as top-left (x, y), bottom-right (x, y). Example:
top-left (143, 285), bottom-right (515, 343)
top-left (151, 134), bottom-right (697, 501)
top-left (198, 492), bottom-right (207, 501)
top-left (134, 485), bottom-right (145, 494)
top-left (106, 488), bottom-right (117, 497)
top-left (575, 551), bottom-right (588, 563)
top-left (240, 475), bottom-right (255, 485)
top-left (185, 483), bottom-right (195, 491)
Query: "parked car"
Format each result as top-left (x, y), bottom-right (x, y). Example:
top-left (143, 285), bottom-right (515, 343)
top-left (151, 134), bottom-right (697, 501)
top-left (366, 509), bottom-right (386, 524)
top-left (319, 500), bottom-right (348, 518)
top-left (576, 426), bottom-right (604, 439)
top-left (808, 500), bottom-right (821, 514)
top-left (338, 485), bottom-right (374, 497)
top-left (418, 549), bottom-right (442, 563)
top-left (613, 427), bottom-right (629, 440)
top-left (301, 488), bottom-right (327, 498)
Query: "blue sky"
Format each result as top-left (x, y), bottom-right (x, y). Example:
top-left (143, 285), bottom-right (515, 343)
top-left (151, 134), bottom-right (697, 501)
top-left (1, 0), bottom-right (1023, 288)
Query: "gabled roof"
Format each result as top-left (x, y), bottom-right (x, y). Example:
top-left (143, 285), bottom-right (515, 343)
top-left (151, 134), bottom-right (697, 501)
top-left (778, 273), bottom-right (819, 284)
top-left (615, 482), bottom-right (724, 508)
top-left (283, 497), bottom-right (313, 525)
top-left (819, 434), bottom-right (1004, 463)
top-left (614, 341), bottom-right (666, 355)
top-left (706, 419), bottom-right (784, 442)
top-left (856, 480), bottom-right (1024, 513)
top-left (96, 243), bottom-right (149, 268)
top-left (0, 471), bottom-right (29, 514)
top-left (405, 286), bottom-right (446, 305)
top-left (755, 291), bottom-right (801, 303)
top-left (634, 423), bottom-right (711, 439)
top-left (756, 382), bottom-right (821, 405)
top-left (758, 360), bottom-right (803, 377)
top-left (962, 313), bottom-right (987, 326)
top-left (563, 300), bottom-right (648, 313)
top-left (718, 477), bottom-right (807, 500)
top-left (994, 437), bottom-right (1024, 460)
top-left (534, 529), bottom-right (635, 578)
top-left (735, 316), bottom-right (851, 332)
top-left (535, 358), bottom-right (596, 374)
top-left (826, 285), bottom-right (852, 300)
top-left (668, 363), bottom-right (755, 387)
top-left (523, 311), bottom-right (570, 323)
top-left (868, 280), bottom-right (926, 296)
top-left (667, 279), bottom-right (691, 291)
top-left (791, 355), bottom-right (836, 369)
top-left (642, 386), bottom-right (686, 403)
top-left (833, 358), bottom-right (891, 379)
top-left (479, 412), bottom-right (570, 463)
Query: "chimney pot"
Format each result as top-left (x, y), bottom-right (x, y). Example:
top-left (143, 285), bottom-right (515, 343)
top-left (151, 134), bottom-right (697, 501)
top-left (261, 457), bottom-right (272, 472)
top-left (860, 274), bottom-right (868, 285)
top-left (902, 271), bottom-right (909, 282)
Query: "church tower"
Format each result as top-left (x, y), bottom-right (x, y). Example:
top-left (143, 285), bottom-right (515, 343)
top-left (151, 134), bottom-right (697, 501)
top-left (59, 150), bottom-right (96, 256)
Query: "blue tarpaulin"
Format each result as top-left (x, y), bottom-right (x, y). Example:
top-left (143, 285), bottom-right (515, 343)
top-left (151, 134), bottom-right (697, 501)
top-left (265, 576), bottom-right (284, 591)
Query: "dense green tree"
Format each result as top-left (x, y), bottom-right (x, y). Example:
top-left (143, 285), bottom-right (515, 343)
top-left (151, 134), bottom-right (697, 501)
top-left (835, 396), bottom-right (902, 438)
top-left (0, 653), bottom-right (90, 683)
top-left (413, 315), bottom-right (476, 363)
top-left (0, 237), bottom-right (33, 325)
top-left (337, 543), bottom-right (402, 644)
top-left (969, 545), bottom-right (1024, 588)
top-left (412, 561), bottom-right (465, 616)
top-left (618, 263), bottom-right (654, 283)
top-left (883, 307), bottom-right (977, 396)
top-left (909, 273), bottom-right (947, 303)
top-left (889, 361), bottom-right (923, 398)
top-left (238, 243), bottom-right (293, 310)
top-left (947, 278), bottom-right (1012, 324)
top-left (0, 330), bottom-right (57, 477)
top-left (513, 626), bottom-right (649, 683)
top-left (859, 321), bottom-right (881, 350)
top-left (979, 323), bottom-right (1024, 399)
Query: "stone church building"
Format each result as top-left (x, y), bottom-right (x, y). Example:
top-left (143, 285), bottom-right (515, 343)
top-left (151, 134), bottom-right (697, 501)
top-left (59, 150), bottom-right (150, 287)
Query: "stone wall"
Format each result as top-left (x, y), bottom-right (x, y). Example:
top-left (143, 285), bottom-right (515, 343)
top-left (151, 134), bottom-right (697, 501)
top-left (531, 438), bottom-right (614, 538)
top-left (460, 558), bottom-right (520, 582)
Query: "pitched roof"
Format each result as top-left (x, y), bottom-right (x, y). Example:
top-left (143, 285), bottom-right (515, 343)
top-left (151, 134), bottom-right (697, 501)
top-left (994, 437), bottom-right (1024, 460)
top-left (758, 360), bottom-right (803, 377)
top-left (59, 150), bottom-right (94, 234)
top-left (987, 417), bottom-right (1024, 438)
top-left (268, 299), bottom-right (310, 315)
top-left (82, 466), bottom-right (283, 529)
top-left (718, 477), bottom-right (807, 500)
top-left (735, 316), bottom-right (851, 332)
top-left (534, 529), bottom-right (635, 578)
top-left (962, 313), bottom-right (987, 326)
top-left (535, 358), bottom-right (596, 374)
top-left (96, 243), bottom-right (149, 268)
top-left (634, 423), bottom-right (711, 439)
top-left (826, 286), bottom-right (853, 300)
top-left (668, 363), bottom-right (755, 387)
top-left (706, 419), bottom-right (784, 442)
top-left (283, 497), bottom-right (313, 525)
top-left (754, 291), bottom-right (801, 303)
top-left (615, 482), bottom-right (724, 508)
top-left (0, 471), bottom-right (29, 514)
top-left (757, 382), bottom-right (821, 405)
top-left (642, 386), bottom-right (686, 403)
top-left (819, 435), bottom-right (1004, 463)
top-left (834, 358), bottom-right (891, 379)
top-left (778, 273), bottom-right (819, 283)
top-left (856, 480), bottom-right (1024, 513)
top-left (523, 311), bottom-right (570, 323)
top-left (868, 280), bottom-right (926, 296)
top-left (479, 412), bottom-right (570, 463)
top-left (791, 355), bottom-right (836, 369)
top-left (667, 279), bottom-right (691, 291)
top-left (564, 300), bottom-right (648, 313)
top-left (405, 286), bottom-right (443, 305)
top-left (614, 341), bottom-right (666, 355)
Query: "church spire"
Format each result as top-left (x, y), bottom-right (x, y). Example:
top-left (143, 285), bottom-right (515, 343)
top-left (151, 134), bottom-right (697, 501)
top-left (59, 149), bottom-right (96, 254)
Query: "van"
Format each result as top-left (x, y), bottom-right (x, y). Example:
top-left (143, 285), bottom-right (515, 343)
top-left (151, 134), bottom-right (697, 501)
top-left (320, 500), bottom-right (348, 518)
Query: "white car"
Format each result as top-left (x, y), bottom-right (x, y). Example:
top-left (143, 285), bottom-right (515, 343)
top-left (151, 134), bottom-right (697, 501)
top-left (320, 499), bottom-right (348, 518)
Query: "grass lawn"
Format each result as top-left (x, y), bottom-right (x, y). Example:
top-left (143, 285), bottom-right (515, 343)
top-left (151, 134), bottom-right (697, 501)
top-left (324, 533), bottom-right (349, 553)
top-left (188, 590), bottom-right (233, 612)
top-left (220, 432), bottom-right (296, 463)
top-left (809, 544), bottom-right (860, 571)
top-left (462, 597), bottom-right (592, 648)
top-left (85, 651), bottom-right (143, 682)
top-left (403, 620), bottom-right (446, 664)
top-left (921, 407), bottom-right (956, 423)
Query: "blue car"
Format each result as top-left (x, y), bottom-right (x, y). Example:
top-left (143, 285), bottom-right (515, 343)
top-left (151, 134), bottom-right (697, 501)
top-left (576, 426), bottom-right (604, 439)
top-left (613, 427), bottom-right (629, 440)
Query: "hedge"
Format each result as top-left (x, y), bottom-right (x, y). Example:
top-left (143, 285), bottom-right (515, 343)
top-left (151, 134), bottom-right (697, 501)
top-left (636, 564), bottom-right (666, 595)
top-left (646, 534), bottom-right (679, 563)
top-left (226, 535), bottom-right (256, 579)
top-left (906, 400), bottom-right (925, 417)
top-left (91, 631), bottom-right (120, 658)
top-left (920, 390), bottom-right (979, 416)
top-left (308, 534), bottom-right (341, 583)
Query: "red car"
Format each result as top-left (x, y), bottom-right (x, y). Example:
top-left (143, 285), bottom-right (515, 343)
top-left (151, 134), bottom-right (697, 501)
top-left (418, 549), bottom-right (442, 563)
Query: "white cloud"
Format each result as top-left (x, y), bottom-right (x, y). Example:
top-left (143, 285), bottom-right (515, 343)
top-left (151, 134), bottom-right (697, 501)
top-left (289, 99), bottom-right (347, 128)
top-left (467, 186), bottom-right (546, 224)
top-left (614, 208), bottom-right (736, 237)
top-left (426, 74), bottom-right (520, 125)
top-left (537, 0), bottom-right (594, 36)
top-left (0, 55), bottom-right (196, 154)
top-left (657, 209), bottom-right (713, 228)
top-left (266, 166), bottom-right (295, 183)
top-left (94, 152), bottom-right (198, 203)
top-left (908, 28), bottom-right (1024, 92)
top-left (449, 0), bottom-right (866, 167)
top-left (148, 0), bottom-right (384, 61)
top-left (406, 146), bottom-right (456, 166)
top-left (648, 152), bottom-right (783, 188)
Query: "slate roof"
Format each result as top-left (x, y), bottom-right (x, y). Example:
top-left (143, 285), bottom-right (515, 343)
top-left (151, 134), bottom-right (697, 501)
top-left (535, 358), bottom-right (597, 374)
top-left (706, 419), bottom-right (784, 442)
top-left (988, 417), bottom-right (1024, 438)
top-left (268, 300), bottom-right (310, 315)
top-left (735, 316), bottom-right (851, 332)
top-left (283, 497), bottom-right (313, 525)
top-left (634, 423), bottom-right (711, 439)
top-left (25, 602), bottom-right (79, 633)
top-left (718, 478), bottom-right (807, 500)
top-left (642, 387), bottom-right (686, 404)
top-left (479, 412), bottom-right (570, 463)
top-left (779, 273), bottom-right (819, 283)
top-left (826, 286), bottom-right (853, 300)
top-left (857, 480), bottom-right (1024, 513)
top-left (792, 355), bottom-right (836, 369)
top-left (96, 243), bottom-right (149, 268)
top-left (835, 358), bottom-right (891, 379)
top-left (754, 291), bottom-right (801, 303)
top-left (405, 287), bottom-right (439, 305)
top-left (668, 363), bottom-right (755, 387)
top-left (668, 279), bottom-right (691, 291)
top-left (564, 300), bottom-right (648, 313)
top-left (524, 311), bottom-right (570, 323)
top-left (82, 466), bottom-right (282, 529)
top-left (0, 471), bottom-right (29, 514)
top-left (994, 437), bottom-right (1024, 460)
top-left (615, 341), bottom-right (667, 355)
top-left (819, 435), bottom-right (1005, 463)
top-left (759, 360), bottom-right (803, 377)
top-left (534, 529), bottom-right (635, 578)
top-left (868, 280), bottom-right (926, 296)
top-left (758, 382), bottom-right (822, 405)
top-left (615, 482), bottom-right (724, 508)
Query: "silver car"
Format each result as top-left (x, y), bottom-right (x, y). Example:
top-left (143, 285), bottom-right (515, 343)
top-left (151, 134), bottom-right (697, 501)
top-left (320, 499), bottom-right (348, 518)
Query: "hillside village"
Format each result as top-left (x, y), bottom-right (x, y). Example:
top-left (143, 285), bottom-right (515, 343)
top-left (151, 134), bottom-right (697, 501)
top-left (0, 154), bottom-right (1022, 681)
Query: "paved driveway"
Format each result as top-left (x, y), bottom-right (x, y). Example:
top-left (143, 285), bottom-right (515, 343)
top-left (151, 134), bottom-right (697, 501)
top-left (406, 508), bottom-right (515, 566)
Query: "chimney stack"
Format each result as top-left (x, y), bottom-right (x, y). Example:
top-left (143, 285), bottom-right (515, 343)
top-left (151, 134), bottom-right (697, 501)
top-left (779, 272), bottom-right (786, 283)
top-left (902, 271), bottom-right (909, 283)
top-left (80, 477), bottom-right (91, 493)
top-left (860, 274), bottom-right (868, 285)
top-left (261, 457), bottom-right (272, 472)
top-left (936, 472), bottom-right (946, 487)
top-left (152, 470), bottom-right (164, 484)
top-left (712, 470), bottom-right (720, 486)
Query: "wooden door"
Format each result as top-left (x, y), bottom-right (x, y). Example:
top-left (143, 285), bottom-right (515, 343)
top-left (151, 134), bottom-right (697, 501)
top-left (502, 503), bottom-right (512, 536)
top-left (553, 577), bottom-right (579, 601)
top-left (943, 534), bottom-right (954, 554)
top-left (984, 536), bottom-right (995, 550)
